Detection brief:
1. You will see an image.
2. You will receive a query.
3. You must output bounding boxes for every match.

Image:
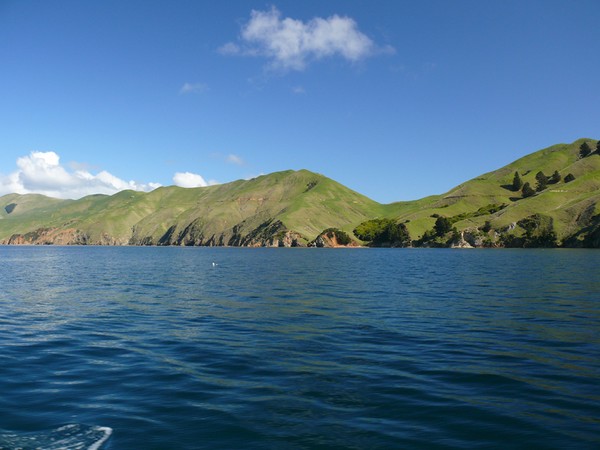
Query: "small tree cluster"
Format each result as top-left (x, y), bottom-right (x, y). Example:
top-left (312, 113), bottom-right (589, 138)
top-left (505, 139), bottom-right (596, 198)
top-left (516, 166), bottom-right (577, 196)
top-left (499, 214), bottom-right (558, 248)
top-left (535, 171), bottom-right (548, 192)
top-left (412, 216), bottom-right (457, 247)
top-left (577, 140), bottom-right (600, 156)
top-left (579, 141), bottom-right (592, 158)
top-left (353, 218), bottom-right (411, 247)
top-left (434, 216), bottom-right (453, 236)
top-left (519, 214), bottom-right (558, 247)
top-left (549, 170), bottom-right (561, 184)
top-left (522, 182), bottom-right (535, 198)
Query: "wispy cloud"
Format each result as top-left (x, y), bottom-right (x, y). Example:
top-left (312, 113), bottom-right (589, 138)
top-left (179, 82), bottom-right (209, 94)
top-left (0, 151), bottom-right (160, 199)
top-left (217, 42), bottom-right (241, 55)
top-left (291, 85), bottom-right (306, 94)
top-left (226, 154), bottom-right (244, 165)
top-left (219, 6), bottom-right (393, 71)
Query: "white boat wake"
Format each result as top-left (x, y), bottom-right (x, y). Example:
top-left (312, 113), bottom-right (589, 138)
top-left (0, 423), bottom-right (112, 450)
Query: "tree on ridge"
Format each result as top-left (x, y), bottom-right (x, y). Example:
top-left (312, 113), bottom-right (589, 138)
top-left (579, 141), bottom-right (592, 158)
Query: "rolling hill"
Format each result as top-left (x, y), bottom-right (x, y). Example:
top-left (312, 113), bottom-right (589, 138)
top-left (0, 139), bottom-right (598, 247)
top-left (0, 169), bottom-right (384, 246)
top-left (388, 138), bottom-right (600, 247)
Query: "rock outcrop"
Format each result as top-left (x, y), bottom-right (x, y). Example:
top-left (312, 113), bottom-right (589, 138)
top-left (3, 228), bottom-right (89, 245)
top-left (310, 228), bottom-right (358, 248)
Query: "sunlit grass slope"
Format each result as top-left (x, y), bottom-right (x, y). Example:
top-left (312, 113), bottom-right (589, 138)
top-left (0, 139), bottom-right (597, 245)
top-left (0, 170), bottom-right (384, 245)
top-left (386, 139), bottom-right (600, 240)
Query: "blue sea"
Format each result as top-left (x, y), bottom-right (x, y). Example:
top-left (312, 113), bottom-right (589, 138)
top-left (0, 246), bottom-right (599, 449)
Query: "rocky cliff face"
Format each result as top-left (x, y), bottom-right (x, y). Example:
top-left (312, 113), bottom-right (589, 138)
top-left (0, 170), bottom-right (381, 248)
top-left (450, 229), bottom-right (495, 248)
top-left (2, 219), bottom-right (308, 247)
top-left (130, 217), bottom-right (307, 247)
top-left (3, 228), bottom-right (90, 245)
top-left (310, 229), bottom-right (359, 248)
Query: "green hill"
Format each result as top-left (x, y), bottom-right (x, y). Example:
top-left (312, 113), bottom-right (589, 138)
top-left (385, 138), bottom-right (600, 247)
top-left (0, 139), bottom-right (598, 247)
top-left (0, 169), bottom-right (383, 246)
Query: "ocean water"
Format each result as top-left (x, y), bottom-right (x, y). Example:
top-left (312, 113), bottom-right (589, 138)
top-left (0, 246), bottom-right (599, 449)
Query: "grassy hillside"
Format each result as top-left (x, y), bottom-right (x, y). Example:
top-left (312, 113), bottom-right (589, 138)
top-left (0, 170), bottom-right (383, 246)
top-left (0, 194), bottom-right (75, 236)
top-left (383, 138), bottom-right (600, 246)
top-left (0, 139), bottom-right (598, 247)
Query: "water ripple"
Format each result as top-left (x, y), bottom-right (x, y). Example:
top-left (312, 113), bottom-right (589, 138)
top-left (0, 247), bottom-right (598, 449)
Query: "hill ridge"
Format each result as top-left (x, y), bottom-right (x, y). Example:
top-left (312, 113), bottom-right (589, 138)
top-left (1, 140), bottom-right (599, 247)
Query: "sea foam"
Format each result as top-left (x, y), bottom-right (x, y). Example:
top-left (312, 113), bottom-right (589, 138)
top-left (0, 423), bottom-right (112, 450)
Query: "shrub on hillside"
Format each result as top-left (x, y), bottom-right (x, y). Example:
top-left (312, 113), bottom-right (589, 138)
top-left (353, 218), bottom-right (411, 247)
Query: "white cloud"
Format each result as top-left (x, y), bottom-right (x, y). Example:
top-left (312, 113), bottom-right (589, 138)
top-left (180, 82), bottom-right (208, 94)
top-left (220, 6), bottom-right (391, 71)
top-left (0, 151), bottom-right (161, 199)
top-left (226, 154), bottom-right (244, 165)
top-left (173, 171), bottom-right (219, 188)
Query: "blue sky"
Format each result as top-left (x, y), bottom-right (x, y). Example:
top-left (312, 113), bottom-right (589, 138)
top-left (1, 0), bottom-right (598, 202)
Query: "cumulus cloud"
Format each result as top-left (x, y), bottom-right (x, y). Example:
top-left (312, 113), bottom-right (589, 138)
top-left (219, 6), bottom-right (392, 71)
top-left (173, 171), bottom-right (218, 188)
top-left (180, 82), bottom-right (209, 94)
top-left (0, 151), bottom-right (161, 199)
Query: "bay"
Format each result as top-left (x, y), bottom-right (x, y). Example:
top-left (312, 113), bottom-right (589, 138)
top-left (0, 246), bottom-right (599, 449)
